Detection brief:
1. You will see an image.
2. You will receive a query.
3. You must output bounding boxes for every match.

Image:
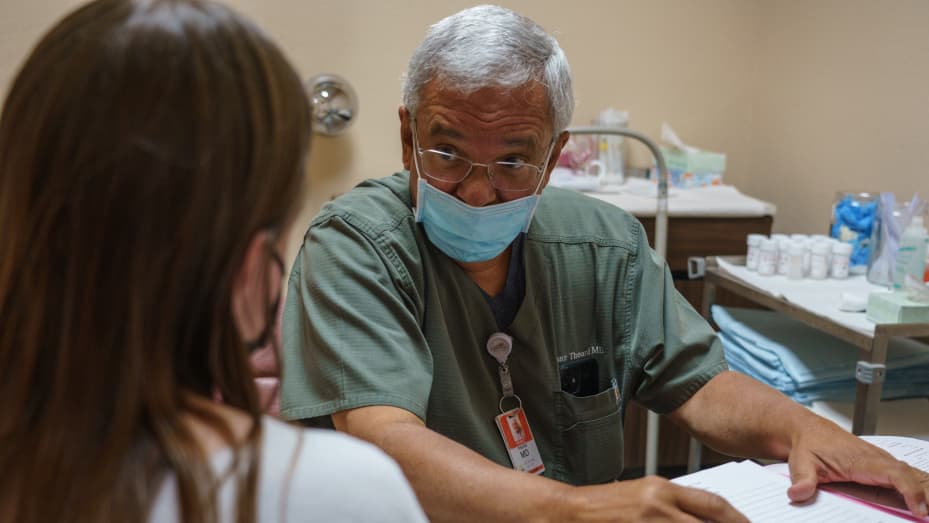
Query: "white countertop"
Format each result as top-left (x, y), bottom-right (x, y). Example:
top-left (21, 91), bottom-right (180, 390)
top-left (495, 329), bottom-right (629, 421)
top-left (583, 178), bottom-right (776, 218)
top-left (716, 257), bottom-right (882, 336)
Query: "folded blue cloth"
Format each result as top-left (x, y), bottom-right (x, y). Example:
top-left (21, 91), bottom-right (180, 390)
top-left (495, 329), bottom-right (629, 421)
top-left (712, 306), bottom-right (929, 405)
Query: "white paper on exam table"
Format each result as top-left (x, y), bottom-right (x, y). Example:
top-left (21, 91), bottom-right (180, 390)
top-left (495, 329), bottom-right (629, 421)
top-left (763, 436), bottom-right (929, 520)
top-left (716, 257), bottom-right (881, 336)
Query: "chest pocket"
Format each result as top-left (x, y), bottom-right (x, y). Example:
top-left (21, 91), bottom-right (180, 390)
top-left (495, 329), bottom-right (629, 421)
top-left (554, 386), bottom-right (624, 485)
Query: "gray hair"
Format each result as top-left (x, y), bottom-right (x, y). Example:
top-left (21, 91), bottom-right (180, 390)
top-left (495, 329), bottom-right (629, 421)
top-left (402, 5), bottom-right (574, 134)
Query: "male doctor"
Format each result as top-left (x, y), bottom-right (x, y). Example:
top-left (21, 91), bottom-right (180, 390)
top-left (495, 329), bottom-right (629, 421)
top-left (280, 5), bottom-right (929, 521)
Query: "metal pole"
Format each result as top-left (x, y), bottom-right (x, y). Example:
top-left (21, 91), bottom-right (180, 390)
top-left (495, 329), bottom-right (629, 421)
top-left (567, 127), bottom-right (669, 476)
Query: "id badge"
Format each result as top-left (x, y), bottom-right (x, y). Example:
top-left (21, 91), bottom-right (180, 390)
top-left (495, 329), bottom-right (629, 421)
top-left (494, 407), bottom-right (545, 475)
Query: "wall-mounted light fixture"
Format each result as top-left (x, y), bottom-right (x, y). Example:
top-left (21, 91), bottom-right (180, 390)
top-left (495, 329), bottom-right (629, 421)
top-left (307, 73), bottom-right (358, 136)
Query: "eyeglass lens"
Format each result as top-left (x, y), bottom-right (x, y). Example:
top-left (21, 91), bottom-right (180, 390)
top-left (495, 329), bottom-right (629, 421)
top-left (420, 150), bottom-right (540, 192)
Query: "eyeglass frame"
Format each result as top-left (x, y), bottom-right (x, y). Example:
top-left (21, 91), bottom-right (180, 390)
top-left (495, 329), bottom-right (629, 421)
top-left (410, 119), bottom-right (557, 194)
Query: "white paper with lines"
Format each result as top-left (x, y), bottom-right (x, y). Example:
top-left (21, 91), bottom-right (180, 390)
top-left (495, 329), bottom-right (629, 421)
top-left (863, 435), bottom-right (929, 471)
top-left (672, 460), bottom-right (911, 522)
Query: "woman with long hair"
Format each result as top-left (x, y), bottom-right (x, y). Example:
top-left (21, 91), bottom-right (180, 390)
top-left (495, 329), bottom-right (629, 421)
top-left (0, 1), bottom-right (426, 521)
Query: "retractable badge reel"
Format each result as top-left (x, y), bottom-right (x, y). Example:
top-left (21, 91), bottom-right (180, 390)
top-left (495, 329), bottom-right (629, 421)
top-left (486, 332), bottom-right (545, 475)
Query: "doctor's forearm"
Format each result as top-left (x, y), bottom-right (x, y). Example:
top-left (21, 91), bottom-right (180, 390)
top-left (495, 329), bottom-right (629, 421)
top-left (332, 405), bottom-right (573, 523)
top-left (668, 371), bottom-right (836, 460)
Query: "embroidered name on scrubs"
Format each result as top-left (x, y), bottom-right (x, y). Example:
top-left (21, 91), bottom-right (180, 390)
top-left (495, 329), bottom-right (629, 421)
top-left (486, 332), bottom-right (545, 475)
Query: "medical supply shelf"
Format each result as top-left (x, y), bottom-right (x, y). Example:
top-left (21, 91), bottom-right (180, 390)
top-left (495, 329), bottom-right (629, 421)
top-left (687, 256), bottom-right (929, 471)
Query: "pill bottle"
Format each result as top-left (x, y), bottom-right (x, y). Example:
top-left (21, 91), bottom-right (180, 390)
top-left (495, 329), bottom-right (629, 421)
top-left (831, 242), bottom-right (853, 279)
top-left (777, 238), bottom-right (792, 275)
top-left (798, 239), bottom-right (811, 276)
top-left (787, 243), bottom-right (805, 280)
top-left (746, 234), bottom-right (765, 271)
top-left (758, 239), bottom-right (779, 276)
top-left (809, 242), bottom-right (831, 280)
top-left (810, 234), bottom-right (831, 244)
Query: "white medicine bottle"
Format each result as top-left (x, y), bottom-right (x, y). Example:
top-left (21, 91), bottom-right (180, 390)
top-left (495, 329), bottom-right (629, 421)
top-left (809, 242), bottom-right (831, 280)
top-left (777, 238), bottom-right (792, 275)
top-left (832, 242), bottom-right (853, 279)
top-left (757, 239), bottom-right (779, 276)
top-left (746, 234), bottom-right (765, 271)
top-left (787, 242), bottom-right (805, 280)
top-left (894, 215), bottom-right (929, 289)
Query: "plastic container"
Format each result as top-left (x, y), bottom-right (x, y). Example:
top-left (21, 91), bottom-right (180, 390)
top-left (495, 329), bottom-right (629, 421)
top-left (893, 216), bottom-right (929, 290)
top-left (746, 234), bottom-right (765, 271)
top-left (830, 191), bottom-right (878, 275)
top-left (925, 250), bottom-right (929, 283)
top-left (758, 239), bottom-right (779, 276)
top-left (788, 235), bottom-right (812, 273)
top-left (866, 197), bottom-right (908, 287)
top-left (593, 108), bottom-right (628, 186)
top-left (831, 242), bottom-right (853, 279)
top-left (777, 238), bottom-right (792, 275)
top-left (810, 242), bottom-right (831, 280)
top-left (787, 243), bottom-right (805, 280)
top-left (810, 234), bottom-right (831, 244)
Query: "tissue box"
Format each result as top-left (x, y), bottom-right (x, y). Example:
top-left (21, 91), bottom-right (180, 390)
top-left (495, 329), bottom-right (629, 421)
top-left (866, 291), bottom-right (929, 324)
top-left (659, 146), bottom-right (726, 188)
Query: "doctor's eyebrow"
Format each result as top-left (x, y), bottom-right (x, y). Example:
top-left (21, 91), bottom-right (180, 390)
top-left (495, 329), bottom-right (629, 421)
top-left (427, 122), bottom-right (540, 151)
top-left (427, 122), bottom-right (463, 140)
top-left (501, 136), bottom-right (538, 150)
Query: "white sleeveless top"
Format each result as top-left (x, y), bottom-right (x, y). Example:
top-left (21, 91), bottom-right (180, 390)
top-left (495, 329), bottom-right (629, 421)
top-left (148, 416), bottom-right (427, 522)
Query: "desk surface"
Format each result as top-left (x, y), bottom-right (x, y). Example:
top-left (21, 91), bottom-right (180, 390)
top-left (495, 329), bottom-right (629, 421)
top-left (585, 179), bottom-right (776, 218)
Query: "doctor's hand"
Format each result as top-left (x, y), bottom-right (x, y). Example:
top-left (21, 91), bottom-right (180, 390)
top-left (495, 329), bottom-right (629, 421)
top-left (558, 476), bottom-right (749, 523)
top-left (786, 421), bottom-right (929, 518)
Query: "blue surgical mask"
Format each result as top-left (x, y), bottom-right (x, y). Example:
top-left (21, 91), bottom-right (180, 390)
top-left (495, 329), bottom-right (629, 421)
top-left (414, 176), bottom-right (541, 262)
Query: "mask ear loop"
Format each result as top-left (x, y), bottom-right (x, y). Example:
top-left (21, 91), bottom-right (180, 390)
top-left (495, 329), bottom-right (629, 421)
top-left (410, 117), bottom-right (429, 220)
top-left (532, 138), bottom-right (558, 195)
top-left (520, 138), bottom-right (558, 233)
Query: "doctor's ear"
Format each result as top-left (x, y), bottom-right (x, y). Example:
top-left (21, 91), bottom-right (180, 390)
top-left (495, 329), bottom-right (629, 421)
top-left (554, 130), bottom-right (570, 158)
top-left (399, 106), bottom-right (413, 170)
top-left (544, 130), bottom-right (571, 176)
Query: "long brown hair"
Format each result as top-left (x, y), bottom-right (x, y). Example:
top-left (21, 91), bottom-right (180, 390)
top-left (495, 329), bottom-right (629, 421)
top-left (0, 0), bottom-right (311, 521)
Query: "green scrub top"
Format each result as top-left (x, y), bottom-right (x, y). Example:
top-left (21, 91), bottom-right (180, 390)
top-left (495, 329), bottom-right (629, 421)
top-left (280, 171), bottom-right (727, 485)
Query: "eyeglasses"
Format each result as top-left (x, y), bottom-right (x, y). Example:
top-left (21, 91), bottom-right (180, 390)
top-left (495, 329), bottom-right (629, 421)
top-left (413, 131), bottom-right (554, 193)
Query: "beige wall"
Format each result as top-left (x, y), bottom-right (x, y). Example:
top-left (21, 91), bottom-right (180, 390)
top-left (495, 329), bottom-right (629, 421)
top-left (752, 0), bottom-right (929, 233)
top-left (2, 0), bottom-right (927, 253)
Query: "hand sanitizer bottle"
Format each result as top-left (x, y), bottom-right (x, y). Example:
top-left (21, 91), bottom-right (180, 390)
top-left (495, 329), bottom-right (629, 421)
top-left (894, 215), bottom-right (929, 290)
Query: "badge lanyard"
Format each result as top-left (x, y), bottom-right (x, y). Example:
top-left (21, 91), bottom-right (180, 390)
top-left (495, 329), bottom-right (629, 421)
top-left (486, 332), bottom-right (545, 475)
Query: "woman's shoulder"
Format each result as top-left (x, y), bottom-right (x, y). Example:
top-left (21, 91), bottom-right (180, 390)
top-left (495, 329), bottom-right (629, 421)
top-left (259, 416), bottom-right (427, 522)
top-left (261, 416), bottom-right (391, 468)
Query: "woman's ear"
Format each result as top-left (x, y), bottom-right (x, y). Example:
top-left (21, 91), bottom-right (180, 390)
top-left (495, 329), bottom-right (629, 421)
top-left (231, 231), bottom-right (274, 342)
